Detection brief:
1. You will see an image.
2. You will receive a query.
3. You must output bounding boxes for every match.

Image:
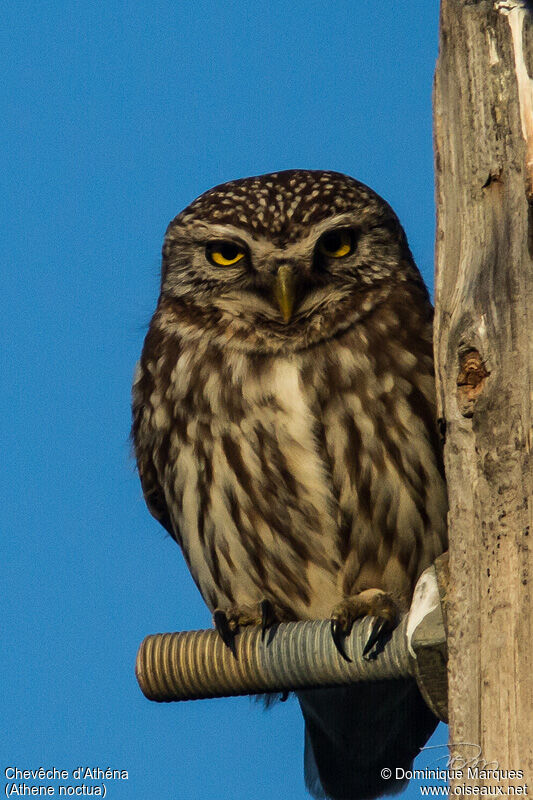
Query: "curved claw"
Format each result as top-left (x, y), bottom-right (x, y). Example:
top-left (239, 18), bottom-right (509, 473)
top-left (260, 599), bottom-right (276, 641)
top-left (213, 610), bottom-right (237, 656)
top-left (330, 618), bottom-right (352, 663)
top-left (280, 690), bottom-right (289, 703)
top-left (362, 617), bottom-right (389, 660)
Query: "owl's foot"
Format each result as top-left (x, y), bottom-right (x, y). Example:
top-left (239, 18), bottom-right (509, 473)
top-left (330, 589), bottom-right (399, 663)
top-left (213, 599), bottom-right (282, 653)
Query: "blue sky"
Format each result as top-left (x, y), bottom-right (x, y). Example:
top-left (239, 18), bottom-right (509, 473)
top-left (2, 2), bottom-right (447, 798)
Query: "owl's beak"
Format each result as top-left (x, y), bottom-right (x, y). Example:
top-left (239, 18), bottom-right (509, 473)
top-left (273, 265), bottom-right (296, 323)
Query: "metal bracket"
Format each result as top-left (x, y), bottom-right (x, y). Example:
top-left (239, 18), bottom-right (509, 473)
top-left (136, 554), bottom-right (449, 721)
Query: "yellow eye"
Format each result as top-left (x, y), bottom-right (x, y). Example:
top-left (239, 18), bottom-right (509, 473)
top-left (318, 230), bottom-right (353, 258)
top-left (206, 241), bottom-right (245, 266)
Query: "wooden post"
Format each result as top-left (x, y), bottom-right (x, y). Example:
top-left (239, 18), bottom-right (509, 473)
top-left (434, 0), bottom-right (533, 790)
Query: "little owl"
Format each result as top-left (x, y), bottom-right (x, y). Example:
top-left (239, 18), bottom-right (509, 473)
top-left (132, 170), bottom-right (448, 800)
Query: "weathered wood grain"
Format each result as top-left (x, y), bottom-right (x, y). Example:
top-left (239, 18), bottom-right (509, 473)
top-left (434, 0), bottom-right (533, 788)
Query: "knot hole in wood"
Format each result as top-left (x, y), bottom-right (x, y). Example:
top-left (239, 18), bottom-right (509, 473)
top-left (456, 349), bottom-right (490, 418)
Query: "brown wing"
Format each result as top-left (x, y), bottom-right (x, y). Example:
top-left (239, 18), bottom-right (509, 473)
top-left (131, 330), bottom-right (176, 540)
top-left (133, 430), bottom-right (174, 538)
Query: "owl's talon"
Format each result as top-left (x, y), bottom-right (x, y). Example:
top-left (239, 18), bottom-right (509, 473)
top-left (330, 618), bottom-right (352, 662)
top-left (214, 599), bottom-right (284, 650)
top-left (280, 690), bottom-right (289, 702)
top-left (362, 617), bottom-right (390, 660)
top-left (330, 589), bottom-right (399, 662)
top-left (260, 599), bottom-right (277, 641)
top-left (213, 609), bottom-right (236, 654)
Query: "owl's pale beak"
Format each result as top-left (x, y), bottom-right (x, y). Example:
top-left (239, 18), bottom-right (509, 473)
top-left (273, 265), bottom-right (296, 323)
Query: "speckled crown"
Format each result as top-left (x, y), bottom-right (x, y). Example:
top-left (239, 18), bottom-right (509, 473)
top-left (168, 170), bottom-right (393, 244)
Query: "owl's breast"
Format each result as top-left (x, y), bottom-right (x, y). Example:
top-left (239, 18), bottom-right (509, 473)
top-left (162, 346), bottom-right (343, 618)
top-left (145, 325), bottom-right (446, 619)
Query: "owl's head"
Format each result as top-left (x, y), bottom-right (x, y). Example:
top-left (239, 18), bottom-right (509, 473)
top-left (160, 170), bottom-right (425, 354)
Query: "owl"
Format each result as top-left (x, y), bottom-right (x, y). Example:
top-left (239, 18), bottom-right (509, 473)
top-left (132, 170), bottom-right (448, 800)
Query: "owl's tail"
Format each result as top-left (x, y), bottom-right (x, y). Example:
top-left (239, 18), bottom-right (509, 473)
top-left (297, 679), bottom-right (438, 800)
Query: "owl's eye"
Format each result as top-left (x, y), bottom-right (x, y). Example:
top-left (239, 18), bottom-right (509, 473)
top-left (206, 241), bottom-right (245, 266)
top-left (318, 229), bottom-right (353, 258)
